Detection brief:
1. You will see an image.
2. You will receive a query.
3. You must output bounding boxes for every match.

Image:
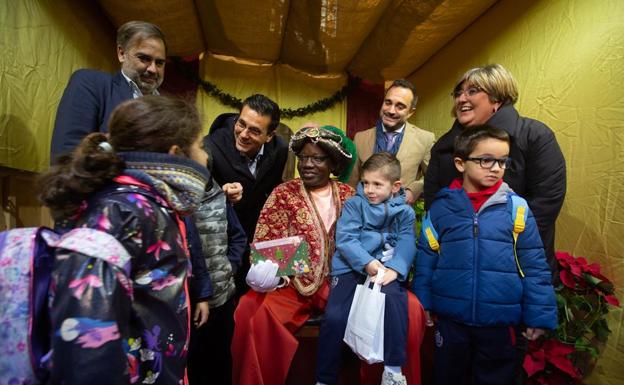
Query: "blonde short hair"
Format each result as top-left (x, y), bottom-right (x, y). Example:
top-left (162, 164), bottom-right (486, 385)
top-left (453, 64), bottom-right (519, 106)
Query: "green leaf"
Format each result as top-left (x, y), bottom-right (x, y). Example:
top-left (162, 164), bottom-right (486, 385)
top-left (275, 248), bottom-right (285, 261)
top-left (556, 293), bottom-right (567, 307)
top-left (584, 273), bottom-right (602, 286)
top-left (565, 306), bottom-right (574, 322)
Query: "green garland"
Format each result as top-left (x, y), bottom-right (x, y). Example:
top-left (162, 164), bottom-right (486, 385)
top-left (172, 57), bottom-right (360, 119)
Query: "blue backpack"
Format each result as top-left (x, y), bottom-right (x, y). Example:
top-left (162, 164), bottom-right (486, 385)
top-left (0, 227), bottom-right (129, 385)
top-left (421, 194), bottom-right (530, 277)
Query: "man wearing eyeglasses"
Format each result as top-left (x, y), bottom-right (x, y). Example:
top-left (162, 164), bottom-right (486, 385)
top-left (205, 94), bottom-right (288, 293)
top-left (348, 79), bottom-right (435, 205)
top-left (50, 21), bottom-right (167, 161)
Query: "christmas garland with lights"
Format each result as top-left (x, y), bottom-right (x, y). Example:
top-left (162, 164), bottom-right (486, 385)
top-left (171, 57), bottom-right (360, 119)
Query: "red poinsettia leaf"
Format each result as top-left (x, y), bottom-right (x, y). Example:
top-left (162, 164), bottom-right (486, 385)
top-left (575, 256), bottom-right (588, 266)
top-left (547, 353), bottom-right (580, 378)
top-left (544, 339), bottom-right (576, 356)
top-left (523, 349), bottom-right (546, 377)
top-left (585, 263), bottom-right (603, 277)
top-left (605, 295), bottom-right (620, 307)
top-left (570, 263), bottom-right (583, 277)
top-left (556, 251), bottom-right (573, 267)
top-left (560, 270), bottom-right (577, 288)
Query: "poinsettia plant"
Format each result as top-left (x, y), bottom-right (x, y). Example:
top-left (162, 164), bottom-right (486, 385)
top-left (524, 251), bottom-right (620, 384)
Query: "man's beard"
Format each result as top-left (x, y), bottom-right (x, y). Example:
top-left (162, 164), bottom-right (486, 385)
top-left (137, 75), bottom-right (161, 94)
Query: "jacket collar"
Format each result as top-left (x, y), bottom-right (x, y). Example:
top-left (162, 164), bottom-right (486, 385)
top-left (112, 71), bottom-right (134, 99)
top-left (486, 103), bottom-right (518, 131)
top-left (441, 103), bottom-right (519, 152)
top-left (434, 181), bottom-right (513, 213)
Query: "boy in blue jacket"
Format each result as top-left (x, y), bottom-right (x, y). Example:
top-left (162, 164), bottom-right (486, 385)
top-left (412, 125), bottom-right (557, 385)
top-left (316, 152), bottom-right (416, 385)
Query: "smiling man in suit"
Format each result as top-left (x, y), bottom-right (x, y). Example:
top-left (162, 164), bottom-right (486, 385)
top-left (50, 20), bottom-right (166, 161)
top-left (349, 79), bottom-right (435, 204)
top-left (206, 94), bottom-right (288, 295)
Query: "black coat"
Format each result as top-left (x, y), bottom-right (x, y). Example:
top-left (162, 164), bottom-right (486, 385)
top-left (423, 103), bottom-right (566, 271)
top-left (205, 113), bottom-right (289, 242)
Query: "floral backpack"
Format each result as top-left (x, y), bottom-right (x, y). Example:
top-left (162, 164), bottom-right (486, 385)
top-left (0, 227), bottom-right (130, 385)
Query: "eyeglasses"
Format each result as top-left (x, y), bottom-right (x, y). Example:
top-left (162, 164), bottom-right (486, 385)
top-left (466, 157), bottom-right (511, 169)
top-left (451, 86), bottom-right (483, 98)
top-left (296, 155), bottom-right (329, 165)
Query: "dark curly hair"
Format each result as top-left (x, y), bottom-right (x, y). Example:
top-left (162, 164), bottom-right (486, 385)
top-left (39, 95), bottom-right (202, 219)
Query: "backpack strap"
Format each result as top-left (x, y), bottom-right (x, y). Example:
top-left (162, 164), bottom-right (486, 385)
top-left (421, 212), bottom-right (440, 253)
top-left (510, 195), bottom-right (528, 278)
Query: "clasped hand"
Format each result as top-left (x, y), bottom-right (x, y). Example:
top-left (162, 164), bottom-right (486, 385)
top-left (365, 259), bottom-right (397, 285)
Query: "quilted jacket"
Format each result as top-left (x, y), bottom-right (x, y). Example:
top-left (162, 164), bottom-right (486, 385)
top-left (332, 183), bottom-right (416, 280)
top-left (412, 182), bottom-right (557, 328)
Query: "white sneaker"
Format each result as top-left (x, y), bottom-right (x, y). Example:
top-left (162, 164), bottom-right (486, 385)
top-left (381, 370), bottom-right (407, 385)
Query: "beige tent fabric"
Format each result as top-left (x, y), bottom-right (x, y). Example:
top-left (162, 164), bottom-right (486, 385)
top-left (280, 0), bottom-right (391, 75)
top-left (99, 0), bottom-right (204, 56)
top-left (349, 0), bottom-right (497, 80)
top-left (196, 53), bottom-right (347, 137)
top-left (97, 0), bottom-right (496, 79)
top-left (1, 1), bottom-right (117, 172)
top-left (196, 0), bottom-right (288, 63)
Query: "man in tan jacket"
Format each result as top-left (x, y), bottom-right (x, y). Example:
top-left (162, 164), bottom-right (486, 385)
top-left (349, 79), bottom-right (435, 204)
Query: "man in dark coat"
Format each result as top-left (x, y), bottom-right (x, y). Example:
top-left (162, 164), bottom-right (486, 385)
top-left (50, 21), bottom-right (166, 161)
top-left (205, 94), bottom-right (288, 294)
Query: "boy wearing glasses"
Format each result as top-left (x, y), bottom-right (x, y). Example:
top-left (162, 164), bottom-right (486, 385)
top-left (316, 152), bottom-right (416, 385)
top-left (412, 125), bottom-right (557, 385)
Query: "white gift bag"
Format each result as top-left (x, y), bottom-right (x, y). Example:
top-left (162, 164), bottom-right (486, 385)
top-left (343, 268), bottom-right (386, 364)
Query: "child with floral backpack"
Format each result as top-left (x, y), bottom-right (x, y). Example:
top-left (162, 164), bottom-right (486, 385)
top-left (36, 95), bottom-right (212, 384)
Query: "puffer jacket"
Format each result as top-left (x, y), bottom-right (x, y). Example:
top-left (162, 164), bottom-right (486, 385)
top-left (191, 179), bottom-right (246, 308)
top-left (412, 182), bottom-right (557, 329)
top-left (332, 182), bottom-right (416, 280)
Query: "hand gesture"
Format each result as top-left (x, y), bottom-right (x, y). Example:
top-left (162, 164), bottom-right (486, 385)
top-left (522, 328), bottom-right (545, 341)
top-left (223, 182), bottom-right (243, 203)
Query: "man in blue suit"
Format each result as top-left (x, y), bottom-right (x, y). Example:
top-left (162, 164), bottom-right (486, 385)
top-left (50, 20), bottom-right (167, 161)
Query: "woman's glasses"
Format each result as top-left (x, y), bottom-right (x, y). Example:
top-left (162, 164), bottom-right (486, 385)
top-left (452, 86), bottom-right (483, 98)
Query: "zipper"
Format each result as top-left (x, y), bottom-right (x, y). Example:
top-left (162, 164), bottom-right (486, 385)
top-left (471, 213), bottom-right (478, 323)
top-left (378, 201), bottom-right (389, 250)
top-left (473, 215), bottom-right (479, 236)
